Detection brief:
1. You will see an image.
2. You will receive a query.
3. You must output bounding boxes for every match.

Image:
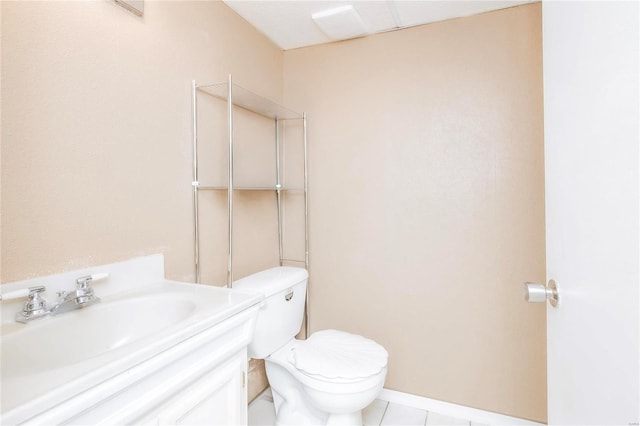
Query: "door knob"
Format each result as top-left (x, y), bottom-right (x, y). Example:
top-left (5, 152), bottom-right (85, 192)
top-left (524, 280), bottom-right (559, 307)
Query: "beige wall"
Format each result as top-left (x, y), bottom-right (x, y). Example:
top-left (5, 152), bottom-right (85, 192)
top-left (1, 0), bottom-right (283, 283)
top-left (284, 3), bottom-right (546, 422)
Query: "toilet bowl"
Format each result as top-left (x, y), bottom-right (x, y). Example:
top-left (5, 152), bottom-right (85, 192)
top-left (267, 331), bottom-right (388, 425)
top-left (233, 267), bottom-right (388, 426)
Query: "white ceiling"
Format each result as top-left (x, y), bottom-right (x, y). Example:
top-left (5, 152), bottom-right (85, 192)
top-left (223, 1), bottom-right (538, 51)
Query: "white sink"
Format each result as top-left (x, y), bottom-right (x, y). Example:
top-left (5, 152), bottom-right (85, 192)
top-left (1, 278), bottom-right (262, 422)
top-left (2, 292), bottom-right (197, 377)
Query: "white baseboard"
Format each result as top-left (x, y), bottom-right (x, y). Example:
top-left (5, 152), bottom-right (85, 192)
top-left (379, 389), bottom-right (545, 426)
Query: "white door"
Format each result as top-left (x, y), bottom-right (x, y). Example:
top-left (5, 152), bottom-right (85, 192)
top-left (542, 1), bottom-right (639, 424)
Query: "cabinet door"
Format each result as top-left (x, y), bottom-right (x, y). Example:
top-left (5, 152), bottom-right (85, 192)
top-left (157, 353), bottom-right (247, 425)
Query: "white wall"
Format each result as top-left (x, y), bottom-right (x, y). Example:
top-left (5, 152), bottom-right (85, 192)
top-left (543, 1), bottom-right (639, 424)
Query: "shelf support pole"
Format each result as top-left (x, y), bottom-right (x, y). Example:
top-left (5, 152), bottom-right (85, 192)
top-left (227, 75), bottom-right (234, 288)
top-left (275, 118), bottom-right (284, 266)
top-left (192, 80), bottom-right (201, 284)
top-left (303, 112), bottom-right (309, 338)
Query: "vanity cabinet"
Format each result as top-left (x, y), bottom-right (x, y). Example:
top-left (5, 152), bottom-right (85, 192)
top-left (1, 255), bottom-right (262, 426)
top-left (152, 352), bottom-right (246, 425)
top-left (59, 306), bottom-right (257, 426)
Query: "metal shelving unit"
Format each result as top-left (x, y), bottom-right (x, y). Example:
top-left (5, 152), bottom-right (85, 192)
top-left (191, 75), bottom-right (309, 333)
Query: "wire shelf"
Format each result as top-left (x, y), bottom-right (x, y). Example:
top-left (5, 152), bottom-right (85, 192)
top-left (196, 82), bottom-right (302, 120)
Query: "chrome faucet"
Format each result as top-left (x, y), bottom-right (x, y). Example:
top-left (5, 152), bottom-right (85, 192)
top-left (51, 273), bottom-right (108, 315)
top-left (0, 273), bottom-right (108, 323)
top-left (0, 286), bottom-right (52, 323)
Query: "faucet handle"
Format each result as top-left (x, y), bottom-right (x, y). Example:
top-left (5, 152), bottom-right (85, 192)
top-left (76, 273), bottom-right (109, 289)
top-left (0, 285), bottom-right (46, 301)
top-left (23, 287), bottom-right (48, 315)
top-left (0, 286), bottom-right (51, 323)
top-left (73, 273), bottom-right (107, 305)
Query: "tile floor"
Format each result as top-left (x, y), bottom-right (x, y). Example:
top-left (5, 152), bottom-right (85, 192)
top-left (248, 388), bottom-right (487, 426)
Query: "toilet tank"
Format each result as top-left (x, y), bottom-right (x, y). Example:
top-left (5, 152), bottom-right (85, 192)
top-left (233, 267), bottom-right (308, 359)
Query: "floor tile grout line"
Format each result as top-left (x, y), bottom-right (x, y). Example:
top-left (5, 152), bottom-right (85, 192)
top-left (249, 391), bottom-right (479, 426)
top-left (379, 400), bottom-right (390, 426)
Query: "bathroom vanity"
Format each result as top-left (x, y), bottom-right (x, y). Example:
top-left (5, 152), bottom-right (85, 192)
top-left (0, 255), bottom-right (262, 425)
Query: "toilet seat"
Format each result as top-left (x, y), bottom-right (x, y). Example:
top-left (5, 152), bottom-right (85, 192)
top-left (288, 330), bottom-right (388, 382)
top-left (265, 330), bottom-right (388, 425)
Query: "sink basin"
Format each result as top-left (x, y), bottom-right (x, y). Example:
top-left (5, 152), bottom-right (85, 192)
top-left (1, 292), bottom-right (196, 377)
top-left (1, 279), bottom-right (262, 420)
top-left (0, 255), bottom-right (264, 425)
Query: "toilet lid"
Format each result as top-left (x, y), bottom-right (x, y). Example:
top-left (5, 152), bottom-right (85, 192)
top-left (289, 330), bottom-right (388, 380)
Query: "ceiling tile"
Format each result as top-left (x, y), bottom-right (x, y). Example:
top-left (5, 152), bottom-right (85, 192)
top-left (351, 1), bottom-right (398, 33)
top-left (394, 1), bottom-right (536, 28)
top-left (312, 5), bottom-right (369, 40)
top-left (224, 0), bottom-right (538, 51)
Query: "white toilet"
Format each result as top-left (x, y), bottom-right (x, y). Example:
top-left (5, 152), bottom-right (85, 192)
top-left (234, 267), bottom-right (388, 426)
